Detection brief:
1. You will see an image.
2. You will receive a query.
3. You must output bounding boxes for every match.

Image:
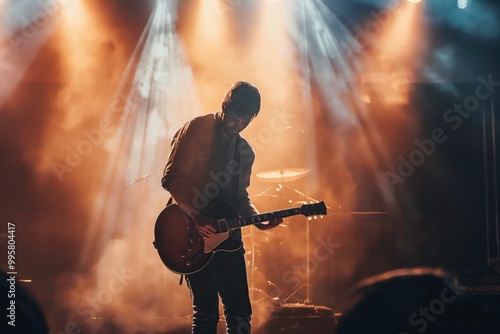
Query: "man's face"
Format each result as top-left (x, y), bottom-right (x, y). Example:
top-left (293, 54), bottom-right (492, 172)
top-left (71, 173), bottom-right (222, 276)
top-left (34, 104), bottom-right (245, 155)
top-left (222, 110), bottom-right (255, 136)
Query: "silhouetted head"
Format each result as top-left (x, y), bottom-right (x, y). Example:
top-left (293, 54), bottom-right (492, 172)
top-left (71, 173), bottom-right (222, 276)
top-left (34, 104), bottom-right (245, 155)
top-left (221, 81), bottom-right (260, 136)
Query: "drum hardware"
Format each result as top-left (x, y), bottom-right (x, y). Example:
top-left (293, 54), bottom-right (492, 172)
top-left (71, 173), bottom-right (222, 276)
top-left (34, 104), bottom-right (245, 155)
top-left (256, 168), bottom-right (310, 183)
top-left (250, 168), bottom-right (330, 306)
top-left (250, 167), bottom-right (342, 333)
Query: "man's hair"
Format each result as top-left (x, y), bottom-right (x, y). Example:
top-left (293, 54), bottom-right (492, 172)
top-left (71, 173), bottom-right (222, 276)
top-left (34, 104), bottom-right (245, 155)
top-left (221, 81), bottom-right (261, 118)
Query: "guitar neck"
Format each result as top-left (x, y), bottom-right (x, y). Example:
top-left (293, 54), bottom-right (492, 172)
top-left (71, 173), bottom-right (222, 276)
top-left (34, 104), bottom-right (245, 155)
top-left (226, 207), bottom-right (302, 229)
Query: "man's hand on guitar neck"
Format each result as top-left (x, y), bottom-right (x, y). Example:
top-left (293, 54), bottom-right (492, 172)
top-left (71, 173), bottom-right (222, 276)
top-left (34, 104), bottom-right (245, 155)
top-left (256, 212), bottom-right (283, 230)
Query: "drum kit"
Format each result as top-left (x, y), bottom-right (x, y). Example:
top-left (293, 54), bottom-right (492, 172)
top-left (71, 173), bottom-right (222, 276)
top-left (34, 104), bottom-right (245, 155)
top-left (247, 167), bottom-right (339, 332)
top-left (248, 167), bottom-right (326, 302)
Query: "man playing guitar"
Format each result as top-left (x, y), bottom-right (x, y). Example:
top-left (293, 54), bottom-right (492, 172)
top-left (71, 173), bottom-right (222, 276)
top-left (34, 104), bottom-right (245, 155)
top-left (161, 81), bottom-right (282, 334)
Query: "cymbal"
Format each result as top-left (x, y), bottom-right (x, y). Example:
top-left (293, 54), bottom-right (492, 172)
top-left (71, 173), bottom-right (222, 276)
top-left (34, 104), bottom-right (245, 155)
top-left (256, 168), bottom-right (309, 183)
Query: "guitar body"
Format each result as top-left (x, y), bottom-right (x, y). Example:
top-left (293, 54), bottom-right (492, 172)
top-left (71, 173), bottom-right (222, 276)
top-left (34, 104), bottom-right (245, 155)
top-left (154, 199), bottom-right (327, 275)
top-left (154, 201), bottom-right (242, 275)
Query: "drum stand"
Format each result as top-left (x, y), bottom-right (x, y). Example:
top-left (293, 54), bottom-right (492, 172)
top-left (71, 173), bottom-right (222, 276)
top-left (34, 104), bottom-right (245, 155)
top-left (247, 214), bottom-right (313, 306)
top-left (281, 216), bottom-right (311, 304)
top-left (251, 168), bottom-right (338, 332)
top-left (252, 176), bottom-right (326, 306)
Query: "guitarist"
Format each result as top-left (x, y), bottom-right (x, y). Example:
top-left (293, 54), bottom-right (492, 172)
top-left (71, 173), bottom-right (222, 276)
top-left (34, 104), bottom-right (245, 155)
top-left (161, 81), bottom-right (282, 334)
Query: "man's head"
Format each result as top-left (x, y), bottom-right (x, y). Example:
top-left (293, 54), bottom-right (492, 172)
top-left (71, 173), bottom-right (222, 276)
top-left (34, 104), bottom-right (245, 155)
top-left (221, 81), bottom-right (260, 136)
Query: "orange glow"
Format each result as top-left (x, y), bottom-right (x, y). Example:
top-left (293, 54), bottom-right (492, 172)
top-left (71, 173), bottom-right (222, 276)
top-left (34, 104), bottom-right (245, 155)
top-left (179, 0), bottom-right (301, 182)
top-left (179, 0), bottom-right (232, 112)
top-left (180, 0), bottom-right (296, 108)
top-left (361, 94), bottom-right (372, 104)
top-left (192, 0), bottom-right (226, 50)
top-left (362, 1), bottom-right (426, 105)
top-left (248, 0), bottom-right (295, 102)
top-left (380, 2), bottom-right (420, 61)
top-left (58, 0), bottom-right (100, 130)
top-left (36, 0), bottom-right (128, 175)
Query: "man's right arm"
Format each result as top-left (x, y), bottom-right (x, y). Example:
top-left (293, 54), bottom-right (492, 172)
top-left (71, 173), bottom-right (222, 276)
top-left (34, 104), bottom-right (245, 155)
top-left (161, 121), bottom-right (215, 237)
top-left (162, 122), bottom-right (194, 191)
top-left (162, 122), bottom-right (200, 215)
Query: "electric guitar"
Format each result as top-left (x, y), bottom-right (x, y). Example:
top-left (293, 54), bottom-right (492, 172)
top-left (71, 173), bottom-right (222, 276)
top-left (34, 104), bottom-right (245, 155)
top-left (153, 201), bottom-right (327, 275)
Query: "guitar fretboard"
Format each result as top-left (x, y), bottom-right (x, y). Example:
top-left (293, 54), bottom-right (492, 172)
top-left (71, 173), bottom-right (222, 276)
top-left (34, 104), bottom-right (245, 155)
top-left (226, 208), bottom-right (302, 229)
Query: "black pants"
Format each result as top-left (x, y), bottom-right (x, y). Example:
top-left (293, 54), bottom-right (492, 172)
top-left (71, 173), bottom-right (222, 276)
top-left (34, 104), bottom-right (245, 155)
top-left (186, 251), bottom-right (252, 334)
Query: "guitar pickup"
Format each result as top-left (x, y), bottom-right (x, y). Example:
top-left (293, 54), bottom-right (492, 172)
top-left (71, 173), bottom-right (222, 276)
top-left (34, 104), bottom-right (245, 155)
top-left (216, 219), bottom-right (229, 233)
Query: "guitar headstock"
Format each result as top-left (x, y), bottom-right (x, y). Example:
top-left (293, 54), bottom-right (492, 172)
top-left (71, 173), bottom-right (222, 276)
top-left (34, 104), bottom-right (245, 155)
top-left (300, 201), bottom-right (327, 217)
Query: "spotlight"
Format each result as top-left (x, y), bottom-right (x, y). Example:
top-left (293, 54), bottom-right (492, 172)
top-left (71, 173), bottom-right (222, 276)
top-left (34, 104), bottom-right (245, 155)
top-left (457, 0), bottom-right (468, 9)
top-left (407, 0), bottom-right (421, 3)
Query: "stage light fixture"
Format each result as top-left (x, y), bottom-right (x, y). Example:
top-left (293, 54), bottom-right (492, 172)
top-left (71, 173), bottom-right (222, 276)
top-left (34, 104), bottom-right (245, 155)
top-left (458, 0), bottom-right (468, 9)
